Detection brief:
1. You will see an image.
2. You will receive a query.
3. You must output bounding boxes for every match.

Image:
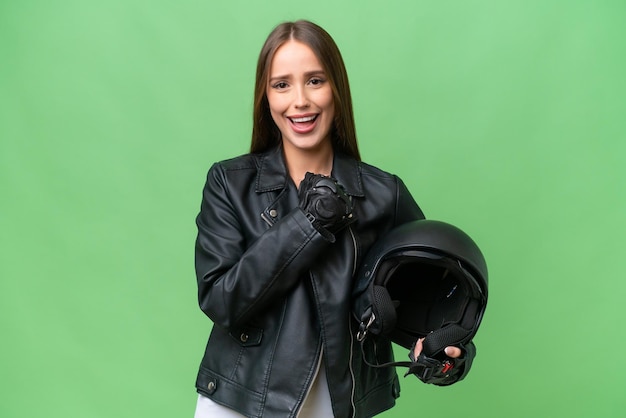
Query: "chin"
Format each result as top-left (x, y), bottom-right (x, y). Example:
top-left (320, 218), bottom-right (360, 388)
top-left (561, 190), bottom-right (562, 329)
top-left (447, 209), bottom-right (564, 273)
top-left (286, 137), bottom-right (331, 153)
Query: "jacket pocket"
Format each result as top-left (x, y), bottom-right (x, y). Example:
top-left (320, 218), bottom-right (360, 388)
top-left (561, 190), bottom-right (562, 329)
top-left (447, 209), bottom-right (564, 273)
top-left (229, 325), bottom-right (263, 347)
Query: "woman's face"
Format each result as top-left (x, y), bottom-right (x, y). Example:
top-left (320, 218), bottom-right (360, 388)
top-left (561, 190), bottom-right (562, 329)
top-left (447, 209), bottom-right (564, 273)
top-left (266, 40), bottom-right (335, 155)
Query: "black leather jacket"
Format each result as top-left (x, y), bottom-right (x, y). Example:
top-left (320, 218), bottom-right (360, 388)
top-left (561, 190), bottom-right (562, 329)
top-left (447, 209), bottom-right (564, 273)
top-left (194, 146), bottom-right (425, 417)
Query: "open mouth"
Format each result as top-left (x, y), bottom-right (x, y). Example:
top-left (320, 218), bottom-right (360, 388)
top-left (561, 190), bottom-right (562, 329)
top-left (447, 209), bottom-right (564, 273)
top-left (288, 114), bottom-right (319, 134)
top-left (288, 114), bottom-right (318, 124)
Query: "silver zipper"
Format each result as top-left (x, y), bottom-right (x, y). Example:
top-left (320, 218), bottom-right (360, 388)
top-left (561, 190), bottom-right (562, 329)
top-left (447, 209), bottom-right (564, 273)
top-left (348, 318), bottom-right (357, 418)
top-left (348, 224), bottom-right (358, 418)
top-left (261, 211), bottom-right (274, 227)
top-left (348, 225), bottom-right (358, 276)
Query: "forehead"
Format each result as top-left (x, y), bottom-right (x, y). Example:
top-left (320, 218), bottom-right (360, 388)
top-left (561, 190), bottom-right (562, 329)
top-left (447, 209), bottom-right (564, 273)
top-left (270, 40), bottom-right (324, 74)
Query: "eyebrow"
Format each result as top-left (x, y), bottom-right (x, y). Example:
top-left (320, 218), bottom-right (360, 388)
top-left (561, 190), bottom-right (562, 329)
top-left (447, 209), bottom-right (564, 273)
top-left (268, 70), bottom-right (326, 83)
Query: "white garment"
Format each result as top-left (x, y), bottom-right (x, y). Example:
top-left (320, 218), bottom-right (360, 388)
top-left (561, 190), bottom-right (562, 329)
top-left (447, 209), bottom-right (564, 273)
top-left (194, 359), bottom-right (333, 418)
top-left (297, 358), bottom-right (334, 417)
top-left (194, 394), bottom-right (246, 418)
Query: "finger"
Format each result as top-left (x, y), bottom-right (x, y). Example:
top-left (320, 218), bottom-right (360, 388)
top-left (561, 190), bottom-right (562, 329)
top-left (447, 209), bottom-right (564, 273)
top-left (444, 346), bottom-right (462, 359)
top-left (412, 338), bottom-right (425, 359)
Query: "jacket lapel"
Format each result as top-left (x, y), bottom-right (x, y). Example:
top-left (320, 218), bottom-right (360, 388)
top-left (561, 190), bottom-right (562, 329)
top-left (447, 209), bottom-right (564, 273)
top-left (255, 147), bottom-right (366, 226)
top-left (255, 147), bottom-right (288, 193)
top-left (331, 152), bottom-right (364, 198)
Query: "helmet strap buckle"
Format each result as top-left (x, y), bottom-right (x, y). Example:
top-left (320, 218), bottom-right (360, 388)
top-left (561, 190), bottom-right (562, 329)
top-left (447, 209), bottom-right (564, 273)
top-left (356, 309), bottom-right (376, 342)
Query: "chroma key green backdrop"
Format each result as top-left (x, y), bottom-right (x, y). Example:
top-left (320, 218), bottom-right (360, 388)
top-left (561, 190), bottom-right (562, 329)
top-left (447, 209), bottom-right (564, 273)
top-left (1, 1), bottom-right (625, 417)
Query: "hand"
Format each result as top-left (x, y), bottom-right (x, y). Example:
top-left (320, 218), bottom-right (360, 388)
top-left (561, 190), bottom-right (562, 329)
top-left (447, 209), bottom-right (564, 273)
top-left (298, 172), bottom-right (354, 234)
top-left (412, 337), bottom-right (462, 359)
top-left (407, 338), bottom-right (475, 385)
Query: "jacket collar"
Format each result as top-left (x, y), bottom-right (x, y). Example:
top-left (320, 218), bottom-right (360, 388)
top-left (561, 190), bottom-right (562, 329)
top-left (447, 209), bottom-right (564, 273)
top-left (256, 146), bottom-right (365, 197)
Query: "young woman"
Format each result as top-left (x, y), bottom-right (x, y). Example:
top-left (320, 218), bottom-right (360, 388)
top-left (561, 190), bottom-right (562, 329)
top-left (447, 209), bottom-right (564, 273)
top-left (193, 20), bottom-right (472, 418)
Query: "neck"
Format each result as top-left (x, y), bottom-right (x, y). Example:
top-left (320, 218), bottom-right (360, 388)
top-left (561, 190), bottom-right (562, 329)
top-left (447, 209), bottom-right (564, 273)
top-left (283, 143), bottom-right (334, 187)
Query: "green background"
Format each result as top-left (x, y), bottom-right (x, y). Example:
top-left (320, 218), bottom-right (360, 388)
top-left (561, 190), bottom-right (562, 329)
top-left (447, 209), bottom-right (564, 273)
top-left (1, 0), bottom-right (625, 417)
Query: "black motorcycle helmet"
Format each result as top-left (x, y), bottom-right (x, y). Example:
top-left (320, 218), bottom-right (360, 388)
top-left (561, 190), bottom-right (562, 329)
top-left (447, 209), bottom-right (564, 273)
top-left (353, 219), bottom-right (488, 358)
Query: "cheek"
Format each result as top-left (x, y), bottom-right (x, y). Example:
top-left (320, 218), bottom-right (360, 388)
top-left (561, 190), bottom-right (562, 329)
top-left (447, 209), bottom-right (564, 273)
top-left (321, 91), bottom-right (335, 119)
top-left (267, 91), bottom-right (286, 111)
top-left (319, 88), bottom-right (334, 113)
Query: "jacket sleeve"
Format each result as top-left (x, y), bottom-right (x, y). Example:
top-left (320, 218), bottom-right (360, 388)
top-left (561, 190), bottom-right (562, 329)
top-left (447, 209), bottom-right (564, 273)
top-left (194, 163), bottom-right (330, 330)
top-left (393, 175), bottom-right (425, 225)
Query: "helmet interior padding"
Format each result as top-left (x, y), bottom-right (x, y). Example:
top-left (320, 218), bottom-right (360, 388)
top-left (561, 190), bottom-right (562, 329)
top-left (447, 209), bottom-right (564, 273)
top-left (377, 251), bottom-right (484, 353)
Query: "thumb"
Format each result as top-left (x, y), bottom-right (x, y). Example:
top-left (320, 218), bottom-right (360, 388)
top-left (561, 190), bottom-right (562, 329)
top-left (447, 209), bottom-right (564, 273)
top-left (412, 338), bottom-right (425, 359)
top-left (444, 346), bottom-right (463, 359)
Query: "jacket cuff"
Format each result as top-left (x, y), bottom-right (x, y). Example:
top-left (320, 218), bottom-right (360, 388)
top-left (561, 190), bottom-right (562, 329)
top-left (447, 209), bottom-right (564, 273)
top-left (302, 210), bottom-right (336, 242)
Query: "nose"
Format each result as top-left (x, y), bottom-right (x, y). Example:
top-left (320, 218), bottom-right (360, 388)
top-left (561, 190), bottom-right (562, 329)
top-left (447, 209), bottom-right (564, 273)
top-left (294, 85), bottom-right (310, 109)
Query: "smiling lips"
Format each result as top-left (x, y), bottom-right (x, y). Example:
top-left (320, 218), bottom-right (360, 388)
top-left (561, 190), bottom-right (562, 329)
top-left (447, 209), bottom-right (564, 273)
top-left (288, 114), bottom-right (319, 134)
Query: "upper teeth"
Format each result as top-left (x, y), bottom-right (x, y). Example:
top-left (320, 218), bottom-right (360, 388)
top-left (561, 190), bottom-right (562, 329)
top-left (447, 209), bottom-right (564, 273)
top-left (291, 115), bottom-right (316, 123)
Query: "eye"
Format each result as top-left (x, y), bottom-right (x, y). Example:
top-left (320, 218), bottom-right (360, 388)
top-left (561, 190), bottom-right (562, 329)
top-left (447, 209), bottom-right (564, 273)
top-left (308, 77), bottom-right (326, 86)
top-left (271, 81), bottom-right (289, 90)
